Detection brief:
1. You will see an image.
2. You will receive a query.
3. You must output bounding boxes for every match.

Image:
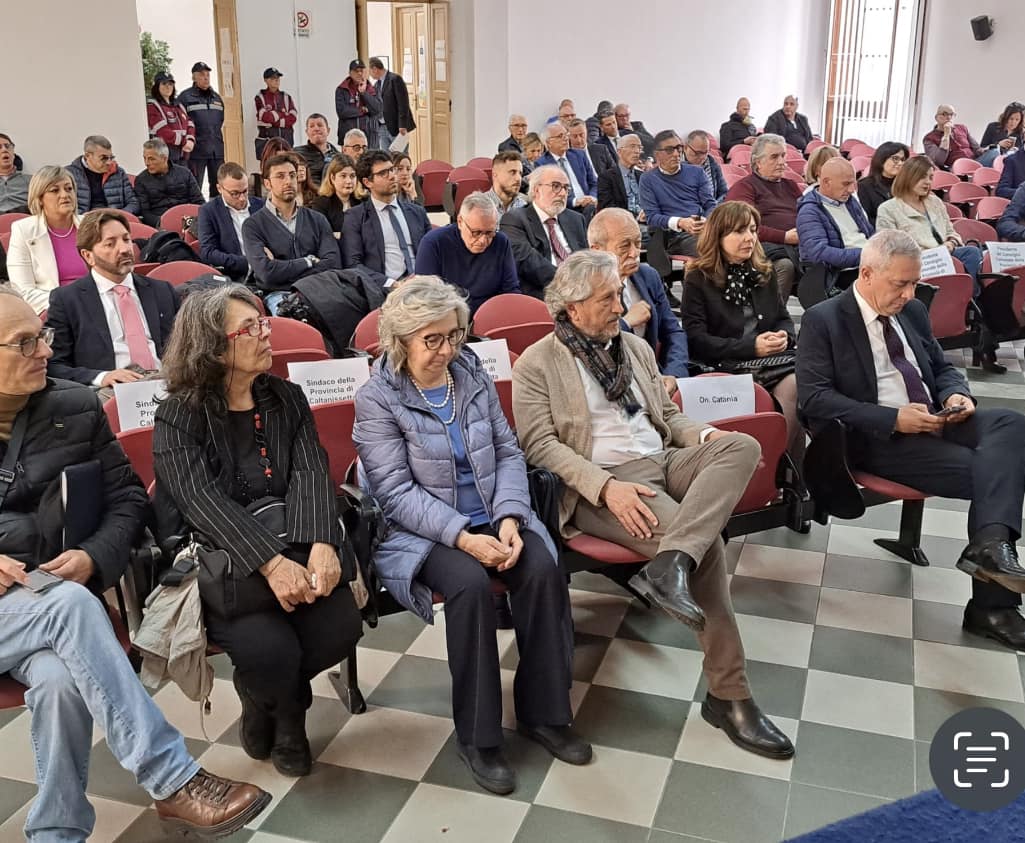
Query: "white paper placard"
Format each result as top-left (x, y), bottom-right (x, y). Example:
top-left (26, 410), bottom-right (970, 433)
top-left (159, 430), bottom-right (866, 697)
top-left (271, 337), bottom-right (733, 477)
top-left (468, 339), bottom-right (513, 381)
top-left (986, 241), bottom-right (1025, 273)
top-left (676, 374), bottom-right (755, 423)
top-left (919, 245), bottom-right (956, 279)
top-left (113, 379), bottom-right (167, 431)
top-left (287, 358), bottom-right (370, 405)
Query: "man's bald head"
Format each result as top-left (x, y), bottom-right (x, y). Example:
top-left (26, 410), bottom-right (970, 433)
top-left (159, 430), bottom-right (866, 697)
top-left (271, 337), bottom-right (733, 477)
top-left (819, 158), bottom-right (857, 202)
top-left (736, 98), bottom-right (751, 118)
top-left (0, 289), bottom-right (50, 397)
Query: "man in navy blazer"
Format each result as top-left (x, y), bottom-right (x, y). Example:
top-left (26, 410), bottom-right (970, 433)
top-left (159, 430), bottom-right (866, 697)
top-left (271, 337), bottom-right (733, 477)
top-left (197, 162), bottom-right (264, 280)
top-left (536, 123), bottom-right (597, 217)
top-left (45, 210), bottom-right (178, 387)
top-left (797, 230), bottom-right (1025, 650)
top-left (342, 149), bottom-right (430, 288)
top-left (589, 209), bottom-right (688, 386)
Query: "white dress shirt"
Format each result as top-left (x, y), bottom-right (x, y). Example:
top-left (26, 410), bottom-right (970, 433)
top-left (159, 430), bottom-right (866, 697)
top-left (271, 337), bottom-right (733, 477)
top-left (575, 360), bottom-right (664, 468)
top-left (91, 270), bottom-right (159, 385)
top-left (555, 156), bottom-right (585, 204)
top-left (225, 197), bottom-right (251, 245)
top-left (532, 203), bottom-right (571, 267)
top-left (852, 284), bottom-right (931, 409)
top-left (371, 196), bottom-right (414, 283)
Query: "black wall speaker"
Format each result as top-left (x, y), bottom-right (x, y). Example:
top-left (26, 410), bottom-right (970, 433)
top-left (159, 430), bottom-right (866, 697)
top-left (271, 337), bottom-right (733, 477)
top-left (971, 15), bottom-right (994, 41)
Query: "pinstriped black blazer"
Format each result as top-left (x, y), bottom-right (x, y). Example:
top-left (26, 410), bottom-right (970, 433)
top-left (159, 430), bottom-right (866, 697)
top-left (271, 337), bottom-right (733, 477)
top-left (152, 375), bottom-right (339, 575)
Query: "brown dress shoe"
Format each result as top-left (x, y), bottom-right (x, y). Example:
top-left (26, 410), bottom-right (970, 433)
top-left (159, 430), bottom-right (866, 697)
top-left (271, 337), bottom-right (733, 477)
top-left (155, 769), bottom-right (271, 839)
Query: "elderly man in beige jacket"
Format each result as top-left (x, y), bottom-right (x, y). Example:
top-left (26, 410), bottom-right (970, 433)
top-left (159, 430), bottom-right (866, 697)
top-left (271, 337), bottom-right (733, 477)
top-left (512, 249), bottom-right (794, 760)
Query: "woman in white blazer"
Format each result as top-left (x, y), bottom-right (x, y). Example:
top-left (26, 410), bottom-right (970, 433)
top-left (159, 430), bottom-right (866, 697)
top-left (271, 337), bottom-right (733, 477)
top-left (7, 166), bottom-right (85, 314)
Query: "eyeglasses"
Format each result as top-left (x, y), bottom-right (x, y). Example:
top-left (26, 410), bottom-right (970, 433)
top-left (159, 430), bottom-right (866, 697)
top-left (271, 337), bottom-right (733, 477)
top-left (658, 145), bottom-right (685, 155)
top-left (938, 111), bottom-right (956, 118)
top-left (461, 222), bottom-right (498, 242)
top-left (223, 187), bottom-right (249, 199)
top-left (0, 328), bottom-right (54, 357)
top-left (347, 144), bottom-right (368, 152)
top-left (419, 329), bottom-right (466, 351)
top-left (0, 142), bottom-right (14, 152)
top-left (93, 154), bottom-right (116, 164)
top-left (685, 144), bottom-right (709, 158)
top-left (226, 317), bottom-right (271, 340)
top-left (887, 154), bottom-right (906, 164)
top-left (509, 122), bottom-right (527, 129)
top-left (372, 166), bottom-right (395, 179)
top-left (540, 182), bottom-right (571, 193)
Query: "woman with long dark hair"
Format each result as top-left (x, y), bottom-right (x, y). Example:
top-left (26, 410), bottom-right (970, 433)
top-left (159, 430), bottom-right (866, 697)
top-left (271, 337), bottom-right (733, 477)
top-left (857, 141), bottom-right (910, 225)
top-left (980, 102), bottom-right (1025, 163)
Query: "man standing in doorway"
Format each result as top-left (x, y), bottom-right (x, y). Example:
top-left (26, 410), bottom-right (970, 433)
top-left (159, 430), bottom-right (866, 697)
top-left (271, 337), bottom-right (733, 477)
top-left (336, 59), bottom-right (383, 149)
top-left (178, 61), bottom-right (225, 199)
top-left (368, 57), bottom-right (415, 152)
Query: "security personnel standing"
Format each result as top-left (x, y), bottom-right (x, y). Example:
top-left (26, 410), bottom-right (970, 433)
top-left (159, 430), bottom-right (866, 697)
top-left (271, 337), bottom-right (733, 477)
top-left (254, 67), bottom-right (298, 160)
top-left (178, 61), bottom-right (225, 199)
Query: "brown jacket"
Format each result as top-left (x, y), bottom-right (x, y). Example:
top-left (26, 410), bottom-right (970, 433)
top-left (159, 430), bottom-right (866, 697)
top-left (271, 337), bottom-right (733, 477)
top-left (512, 331), bottom-right (706, 536)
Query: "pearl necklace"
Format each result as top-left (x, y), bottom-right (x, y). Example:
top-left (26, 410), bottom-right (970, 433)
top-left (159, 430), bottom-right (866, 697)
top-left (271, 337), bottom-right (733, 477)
top-left (411, 370), bottom-right (456, 425)
top-left (47, 224), bottom-right (76, 239)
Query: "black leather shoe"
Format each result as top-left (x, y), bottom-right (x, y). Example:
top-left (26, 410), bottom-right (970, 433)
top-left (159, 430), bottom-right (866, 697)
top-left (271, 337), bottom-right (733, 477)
top-left (963, 603), bottom-right (1025, 650)
top-left (956, 540), bottom-right (1025, 594)
top-left (233, 671), bottom-right (274, 761)
top-left (271, 713), bottom-right (312, 777)
top-left (494, 592), bottom-right (514, 630)
top-left (457, 743), bottom-right (516, 795)
top-left (517, 723), bottom-right (592, 765)
top-left (701, 694), bottom-right (795, 759)
top-left (628, 551), bottom-right (706, 631)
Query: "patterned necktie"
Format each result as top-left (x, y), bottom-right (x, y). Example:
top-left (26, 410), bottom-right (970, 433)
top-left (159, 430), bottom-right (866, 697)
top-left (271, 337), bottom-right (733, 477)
top-left (544, 217), bottom-right (569, 264)
top-left (878, 316), bottom-right (931, 407)
top-left (385, 204), bottom-right (415, 276)
top-left (112, 285), bottom-right (157, 370)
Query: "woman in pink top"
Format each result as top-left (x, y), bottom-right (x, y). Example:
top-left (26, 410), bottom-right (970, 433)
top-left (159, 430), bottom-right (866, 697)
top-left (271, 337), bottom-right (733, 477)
top-left (7, 166), bottom-right (86, 314)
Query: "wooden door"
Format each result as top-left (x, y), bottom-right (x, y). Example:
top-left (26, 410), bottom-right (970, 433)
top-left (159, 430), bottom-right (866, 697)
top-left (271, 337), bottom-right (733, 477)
top-left (212, 0), bottom-right (245, 167)
top-left (428, 3), bottom-right (450, 164)
top-left (395, 5), bottom-right (429, 164)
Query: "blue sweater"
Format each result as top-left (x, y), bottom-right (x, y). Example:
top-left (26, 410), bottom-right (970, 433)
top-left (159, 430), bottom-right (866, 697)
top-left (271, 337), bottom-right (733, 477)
top-left (639, 165), bottom-right (716, 230)
top-left (414, 223), bottom-right (519, 312)
top-left (997, 183), bottom-right (1025, 242)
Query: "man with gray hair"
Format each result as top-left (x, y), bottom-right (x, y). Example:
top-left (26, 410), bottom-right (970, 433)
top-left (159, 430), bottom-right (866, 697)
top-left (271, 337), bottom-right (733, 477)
top-left (499, 165), bottom-right (588, 298)
top-left (134, 138), bottom-right (204, 227)
top-left (683, 130), bottom-right (727, 203)
top-left (498, 114), bottom-right (529, 156)
top-left (341, 128), bottom-right (370, 161)
top-left (414, 192), bottom-right (519, 312)
top-left (66, 135), bottom-right (139, 216)
top-left (764, 95), bottom-right (817, 152)
top-left (726, 133), bottom-right (803, 300)
top-left (797, 229), bottom-right (1025, 650)
top-left (513, 250), bottom-right (794, 760)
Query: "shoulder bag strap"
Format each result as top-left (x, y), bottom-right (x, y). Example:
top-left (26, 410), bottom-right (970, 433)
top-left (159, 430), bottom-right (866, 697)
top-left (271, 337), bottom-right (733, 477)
top-left (0, 409), bottom-right (30, 512)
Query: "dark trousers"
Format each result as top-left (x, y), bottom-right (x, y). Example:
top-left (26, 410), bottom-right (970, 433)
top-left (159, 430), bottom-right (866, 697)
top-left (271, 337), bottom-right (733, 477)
top-left (665, 230), bottom-right (699, 257)
top-left (188, 156), bottom-right (224, 199)
top-left (854, 407), bottom-right (1025, 610)
top-left (206, 585), bottom-right (363, 716)
top-left (417, 527), bottom-right (573, 748)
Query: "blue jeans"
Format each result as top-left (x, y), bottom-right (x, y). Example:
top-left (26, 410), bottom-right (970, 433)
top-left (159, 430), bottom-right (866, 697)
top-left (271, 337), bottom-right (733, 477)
top-left (953, 245), bottom-right (983, 291)
top-left (0, 582), bottom-right (198, 841)
top-left (977, 148), bottom-right (1000, 167)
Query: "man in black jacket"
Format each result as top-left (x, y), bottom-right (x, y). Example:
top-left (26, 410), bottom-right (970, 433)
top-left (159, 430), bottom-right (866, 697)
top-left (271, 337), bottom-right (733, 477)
top-left (177, 61), bottom-right (225, 198)
top-left (797, 230), bottom-right (1025, 650)
top-left (135, 139), bottom-right (204, 227)
top-left (763, 95), bottom-right (817, 153)
top-left (719, 97), bottom-right (758, 157)
top-left (368, 57), bottom-right (415, 151)
top-left (0, 286), bottom-right (270, 841)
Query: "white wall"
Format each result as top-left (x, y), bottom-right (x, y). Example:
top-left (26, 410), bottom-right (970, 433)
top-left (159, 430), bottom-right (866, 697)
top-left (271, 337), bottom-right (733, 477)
top-left (234, 0), bottom-right (357, 170)
top-left (449, 0), bottom-right (830, 162)
top-left (366, 3), bottom-right (394, 68)
top-left (137, 0), bottom-right (219, 91)
top-left (917, 0), bottom-right (1021, 144)
top-left (8, 0), bottom-right (149, 173)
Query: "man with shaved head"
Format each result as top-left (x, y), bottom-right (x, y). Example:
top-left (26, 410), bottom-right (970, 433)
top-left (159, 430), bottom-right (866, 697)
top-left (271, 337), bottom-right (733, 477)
top-left (719, 98), bottom-right (758, 156)
top-left (796, 157), bottom-right (875, 302)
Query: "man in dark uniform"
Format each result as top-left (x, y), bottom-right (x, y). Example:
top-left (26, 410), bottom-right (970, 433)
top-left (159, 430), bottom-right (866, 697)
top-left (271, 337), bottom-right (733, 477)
top-left (178, 61), bottom-right (225, 199)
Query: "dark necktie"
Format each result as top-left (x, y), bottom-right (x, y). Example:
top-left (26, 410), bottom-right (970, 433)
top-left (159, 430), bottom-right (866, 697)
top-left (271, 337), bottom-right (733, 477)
top-left (878, 316), bottom-right (932, 407)
top-left (544, 217), bottom-right (569, 264)
top-left (386, 205), bottom-right (415, 276)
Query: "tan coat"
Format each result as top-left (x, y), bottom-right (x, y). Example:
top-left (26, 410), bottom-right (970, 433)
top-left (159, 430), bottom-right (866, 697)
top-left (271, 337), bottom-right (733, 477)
top-left (875, 194), bottom-right (962, 250)
top-left (512, 330), bottom-right (705, 536)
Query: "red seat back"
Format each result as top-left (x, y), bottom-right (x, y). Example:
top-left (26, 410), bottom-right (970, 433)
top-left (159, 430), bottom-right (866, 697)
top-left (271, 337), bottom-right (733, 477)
top-left (465, 157), bottom-right (494, 180)
top-left (924, 274), bottom-right (974, 338)
top-left (0, 232), bottom-right (11, 254)
top-left (976, 196), bottom-right (1010, 223)
top-left (839, 138), bottom-right (866, 155)
top-left (942, 201), bottom-right (964, 220)
top-left (351, 309), bottom-right (382, 356)
top-left (103, 396), bottom-right (120, 434)
top-left (952, 218), bottom-right (997, 245)
top-left (1002, 265), bottom-right (1025, 327)
top-left (971, 167), bottom-right (1000, 192)
top-left (158, 203), bottom-right (201, 235)
top-left (414, 159), bottom-right (454, 208)
top-left (444, 167), bottom-right (491, 218)
top-left (0, 212), bottom-right (28, 237)
top-left (268, 316), bottom-right (328, 352)
top-left (146, 260), bottom-right (217, 286)
top-left (728, 145), bottom-right (752, 165)
top-left (951, 158), bottom-right (982, 179)
top-left (480, 322), bottom-right (554, 357)
top-left (117, 426), bottom-right (155, 490)
top-left (310, 400), bottom-right (357, 489)
top-left (714, 413), bottom-right (788, 512)
top-left (946, 182), bottom-right (987, 214)
top-left (129, 222), bottom-right (158, 240)
top-left (472, 294), bottom-right (552, 335)
top-left (270, 347), bottom-right (330, 379)
top-left (849, 155), bottom-right (872, 176)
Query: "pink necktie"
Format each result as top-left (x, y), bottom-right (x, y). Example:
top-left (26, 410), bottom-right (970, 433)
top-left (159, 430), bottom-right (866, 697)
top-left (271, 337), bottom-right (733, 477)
top-left (112, 285), bottom-right (157, 370)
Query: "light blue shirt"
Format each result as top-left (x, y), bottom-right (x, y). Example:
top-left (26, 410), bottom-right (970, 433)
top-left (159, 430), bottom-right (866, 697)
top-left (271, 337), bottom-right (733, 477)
top-left (372, 196), bottom-right (414, 282)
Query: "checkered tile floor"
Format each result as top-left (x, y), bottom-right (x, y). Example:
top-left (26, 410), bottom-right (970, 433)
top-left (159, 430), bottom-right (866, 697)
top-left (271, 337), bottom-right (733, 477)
top-left (3, 335), bottom-right (1025, 842)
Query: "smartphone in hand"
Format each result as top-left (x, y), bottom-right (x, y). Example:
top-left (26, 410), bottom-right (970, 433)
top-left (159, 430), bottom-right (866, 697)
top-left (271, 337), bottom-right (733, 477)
top-left (21, 569), bottom-right (62, 594)
top-left (934, 405), bottom-right (966, 418)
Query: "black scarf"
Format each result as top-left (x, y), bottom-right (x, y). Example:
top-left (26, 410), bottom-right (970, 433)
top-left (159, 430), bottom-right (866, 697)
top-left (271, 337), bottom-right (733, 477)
top-left (722, 262), bottom-right (762, 309)
top-left (554, 315), bottom-right (640, 416)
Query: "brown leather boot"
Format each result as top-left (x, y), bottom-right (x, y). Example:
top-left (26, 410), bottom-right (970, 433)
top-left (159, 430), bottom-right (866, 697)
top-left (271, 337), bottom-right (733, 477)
top-left (155, 769), bottom-right (271, 838)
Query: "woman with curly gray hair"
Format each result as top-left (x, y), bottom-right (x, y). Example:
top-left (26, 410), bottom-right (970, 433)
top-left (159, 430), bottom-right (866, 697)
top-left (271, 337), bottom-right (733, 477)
top-left (353, 276), bottom-right (589, 796)
top-left (152, 283), bottom-right (363, 778)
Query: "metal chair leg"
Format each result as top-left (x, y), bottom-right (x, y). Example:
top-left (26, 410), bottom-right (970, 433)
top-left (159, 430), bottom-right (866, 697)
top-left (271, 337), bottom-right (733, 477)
top-left (328, 645), bottom-right (367, 714)
top-left (874, 499), bottom-right (929, 566)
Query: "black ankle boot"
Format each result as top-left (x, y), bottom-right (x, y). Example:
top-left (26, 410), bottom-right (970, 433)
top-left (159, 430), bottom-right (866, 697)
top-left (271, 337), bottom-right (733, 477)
top-left (232, 671), bottom-right (274, 761)
top-left (628, 550), bottom-right (705, 630)
top-left (271, 711), bottom-right (312, 777)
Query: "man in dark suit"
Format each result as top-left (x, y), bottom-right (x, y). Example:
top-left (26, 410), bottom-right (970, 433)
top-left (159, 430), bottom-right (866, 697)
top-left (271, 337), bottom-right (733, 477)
top-left (499, 164), bottom-right (588, 298)
top-left (198, 162), bottom-right (264, 280)
top-left (368, 57), bottom-right (416, 151)
top-left (45, 210), bottom-right (178, 388)
top-left (589, 209), bottom-right (688, 383)
top-left (593, 112), bottom-right (621, 164)
top-left (598, 134), bottom-right (643, 214)
top-left (797, 229), bottom-right (1025, 650)
top-left (536, 123), bottom-right (597, 217)
top-left (498, 114), bottom-right (528, 155)
top-left (342, 149), bottom-right (430, 289)
top-left (568, 119), bottom-right (615, 178)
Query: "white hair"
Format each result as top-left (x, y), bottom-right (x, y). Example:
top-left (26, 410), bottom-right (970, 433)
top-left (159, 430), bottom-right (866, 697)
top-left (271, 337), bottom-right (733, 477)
top-left (751, 133), bottom-right (786, 165)
top-left (527, 165), bottom-right (565, 201)
top-left (861, 230), bottom-right (922, 272)
top-left (343, 129), bottom-right (368, 145)
top-left (459, 191), bottom-right (499, 219)
top-left (544, 250), bottom-right (619, 319)
top-left (378, 276), bottom-right (470, 372)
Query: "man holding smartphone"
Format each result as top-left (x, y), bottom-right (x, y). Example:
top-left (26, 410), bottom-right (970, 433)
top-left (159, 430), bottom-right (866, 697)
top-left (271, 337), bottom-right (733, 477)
top-left (797, 230), bottom-right (1025, 650)
top-left (0, 287), bottom-right (271, 839)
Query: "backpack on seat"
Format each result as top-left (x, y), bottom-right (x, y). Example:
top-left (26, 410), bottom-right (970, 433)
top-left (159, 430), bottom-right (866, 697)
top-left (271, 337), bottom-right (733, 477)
top-left (137, 230), bottom-right (196, 264)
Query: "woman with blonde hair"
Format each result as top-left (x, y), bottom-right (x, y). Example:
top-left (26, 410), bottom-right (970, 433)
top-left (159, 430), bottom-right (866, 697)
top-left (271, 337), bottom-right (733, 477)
top-left (311, 154), bottom-right (362, 253)
top-left (803, 144), bottom-right (839, 193)
top-left (6, 166), bottom-right (86, 314)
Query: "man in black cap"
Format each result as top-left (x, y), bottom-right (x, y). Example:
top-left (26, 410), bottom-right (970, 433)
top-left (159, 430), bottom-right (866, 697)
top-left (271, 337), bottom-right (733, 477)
top-left (367, 57), bottom-right (415, 151)
top-left (178, 61), bottom-right (225, 199)
top-left (335, 59), bottom-right (382, 149)
top-left (254, 68), bottom-right (298, 159)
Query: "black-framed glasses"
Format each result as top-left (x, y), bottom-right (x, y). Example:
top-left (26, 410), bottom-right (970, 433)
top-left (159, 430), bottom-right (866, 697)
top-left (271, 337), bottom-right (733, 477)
top-left (888, 154), bottom-right (906, 164)
top-left (0, 328), bottom-right (54, 357)
top-left (223, 187), bottom-right (249, 199)
top-left (685, 144), bottom-right (709, 158)
top-left (540, 182), bottom-right (571, 193)
top-left (226, 317), bottom-right (271, 340)
top-left (372, 165), bottom-right (395, 179)
top-left (658, 144), bottom-right (685, 155)
top-left (348, 143), bottom-right (368, 152)
top-left (460, 220), bottom-right (498, 241)
top-left (419, 329), bottom-right (466, 350)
